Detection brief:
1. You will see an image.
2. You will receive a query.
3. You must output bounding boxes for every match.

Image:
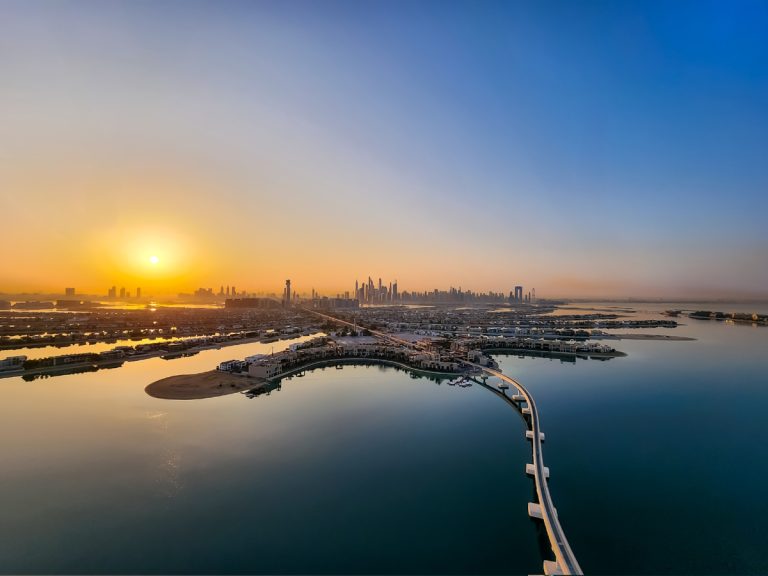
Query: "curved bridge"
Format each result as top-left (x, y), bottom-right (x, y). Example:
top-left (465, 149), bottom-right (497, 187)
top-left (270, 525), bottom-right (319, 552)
top-left (471, 364), bottom-right (582, 575)
top-left (306, 309), bottom-right (583, 575)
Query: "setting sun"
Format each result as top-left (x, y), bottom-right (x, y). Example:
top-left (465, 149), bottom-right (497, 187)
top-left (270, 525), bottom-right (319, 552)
top-left (149, 255), bottom-right (159, 265)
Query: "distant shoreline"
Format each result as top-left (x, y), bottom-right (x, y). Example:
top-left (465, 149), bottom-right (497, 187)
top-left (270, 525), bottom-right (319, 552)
top-left (594, 333), bottom-right (696, 341)
top-left (482, 347), bottom-right (627, 359)
top-left (0, 333), bottom-right (322, 381)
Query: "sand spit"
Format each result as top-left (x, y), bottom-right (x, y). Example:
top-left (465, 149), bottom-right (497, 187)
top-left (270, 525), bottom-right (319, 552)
top-left (145, 370), bottom-right (265, 400)
top-left (599, 334), bottom-right (696, 341)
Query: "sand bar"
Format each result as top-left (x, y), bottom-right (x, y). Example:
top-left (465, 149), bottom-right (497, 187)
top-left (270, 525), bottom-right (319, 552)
top-left (596, 333), bottom-right (696, 341)
top-left (146, 370), bottom-right (265, 400)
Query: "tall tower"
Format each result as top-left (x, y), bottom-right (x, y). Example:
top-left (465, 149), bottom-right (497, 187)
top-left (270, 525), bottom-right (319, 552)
top-left (285, 279), bottom-right (291, 307)
top-left (368, 277), bottom-right (374, 303)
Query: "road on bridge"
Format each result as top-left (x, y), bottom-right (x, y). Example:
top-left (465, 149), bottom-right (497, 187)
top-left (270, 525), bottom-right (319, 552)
top-left (303, 308), bottom-right (583, 575)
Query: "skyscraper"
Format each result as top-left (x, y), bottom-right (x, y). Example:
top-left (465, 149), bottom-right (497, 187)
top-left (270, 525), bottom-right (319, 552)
top-left (284, 279), bottom-right (291, 307)
top-left (368, 277), bottom-right (374, 304)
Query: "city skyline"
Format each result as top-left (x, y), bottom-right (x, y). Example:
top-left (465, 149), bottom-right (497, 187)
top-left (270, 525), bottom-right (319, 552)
top-left (3, 271), bottom-right (768, 301)
top-left (1, 277), bottom-right (532, 301)
top-left (1, 1), bottom-right (767, 299)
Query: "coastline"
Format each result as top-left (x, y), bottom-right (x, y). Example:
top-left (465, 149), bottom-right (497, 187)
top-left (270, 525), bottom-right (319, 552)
top-left (145, 358), bottom-right (468, 401)
top-left (482, 347), bottom-right (628, 359)
top-left (0, 333), bottom-right (322, 381)
top-left (273, 357), bottom-right (464, 381)
top-left (594, 333), bottom-right (696, 341)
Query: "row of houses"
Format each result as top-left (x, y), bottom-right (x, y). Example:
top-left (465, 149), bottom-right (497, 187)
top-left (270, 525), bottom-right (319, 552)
top-left (0, 355), bottom-right (27, 371)
top-left (14, 327), bottom-right (309, 371)
top-left (384, 324), bottom-right (598, 340)
top-left (382, 319), bottom-right (674, 334)
top-left (455, 336), bottom-right (617, 355)
top-left (1, 324), bottom-right (315, 352)
top-left (219, 338), bottom-right (467, 380)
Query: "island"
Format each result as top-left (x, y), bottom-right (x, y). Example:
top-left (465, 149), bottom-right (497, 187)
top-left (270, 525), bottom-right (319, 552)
top-left (145, 330), bottom-right (625, 400)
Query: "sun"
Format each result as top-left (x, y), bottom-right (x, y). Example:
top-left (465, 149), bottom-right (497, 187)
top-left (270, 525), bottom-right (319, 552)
top-left (149, 255), bottom-right (160, 265)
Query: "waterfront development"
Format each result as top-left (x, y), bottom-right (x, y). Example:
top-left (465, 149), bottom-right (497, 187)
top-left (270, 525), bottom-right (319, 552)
top-left (1, 298), bottom-right (650, 379)
top-left (3, 2), bottom-right (768, 574)
top-left (2, 298), bottom-right (768, 573)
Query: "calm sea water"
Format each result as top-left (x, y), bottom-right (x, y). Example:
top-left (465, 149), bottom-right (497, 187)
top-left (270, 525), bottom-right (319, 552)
top-left (1, 303), bottom-right (767, 574)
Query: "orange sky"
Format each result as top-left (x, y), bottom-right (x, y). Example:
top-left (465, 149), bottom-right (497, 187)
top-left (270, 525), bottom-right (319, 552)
top-left (1, 1), bottom-right (767, 300)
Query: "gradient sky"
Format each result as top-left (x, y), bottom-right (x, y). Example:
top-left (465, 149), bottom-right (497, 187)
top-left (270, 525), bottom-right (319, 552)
top-left (1, 0), bottom-right (767, 298)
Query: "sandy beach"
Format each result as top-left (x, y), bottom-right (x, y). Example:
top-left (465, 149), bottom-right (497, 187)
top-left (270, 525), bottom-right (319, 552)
top-left (145, 370), bottom-right (265, 400)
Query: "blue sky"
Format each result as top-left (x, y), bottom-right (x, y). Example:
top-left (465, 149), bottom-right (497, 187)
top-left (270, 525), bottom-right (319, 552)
top-left (1, 0), bottom-right (766, 297)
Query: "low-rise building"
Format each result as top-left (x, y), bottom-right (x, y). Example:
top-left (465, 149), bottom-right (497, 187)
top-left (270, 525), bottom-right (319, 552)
top-left (249, 359), bottom-right (282, 379)
top-left (218, 359), bottom-right (248, 372)
top-left (0, 355), bottom-right (27, 371)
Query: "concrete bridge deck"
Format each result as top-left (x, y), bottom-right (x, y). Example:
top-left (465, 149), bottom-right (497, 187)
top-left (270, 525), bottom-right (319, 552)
top-left (474, 366), bottom-right (582, 575)
top-left (306, 309), bottom-right (582, 575)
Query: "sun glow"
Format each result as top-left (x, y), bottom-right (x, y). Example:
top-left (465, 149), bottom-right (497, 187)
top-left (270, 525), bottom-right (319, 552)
top-left (149, 255), bottom-right (160, 265)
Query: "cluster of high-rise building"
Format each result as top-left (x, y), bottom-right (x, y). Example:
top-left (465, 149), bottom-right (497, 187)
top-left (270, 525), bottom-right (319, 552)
top-left (279, 277), bottom-right (537, 306)
top-left (218, 285), bottom-right (239, 297)
top-left (354, 277), bottom-right (398, 304)
top-left (191, 285), bottom-right (242, 298)
top-left (509, 286), bottom-right (535, 304)
top-left (107, 286), bottom-right (142, 299)
top-left (98, 277), bottom-right (535, 306)
top-left (399, 287), bottom-right (510, 303)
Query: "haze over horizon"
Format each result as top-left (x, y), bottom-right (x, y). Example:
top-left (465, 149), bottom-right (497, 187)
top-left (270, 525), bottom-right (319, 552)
top-left (2, 0), bottom-right (767, 299)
